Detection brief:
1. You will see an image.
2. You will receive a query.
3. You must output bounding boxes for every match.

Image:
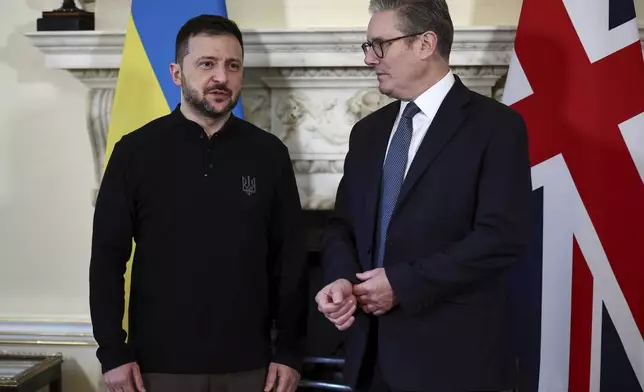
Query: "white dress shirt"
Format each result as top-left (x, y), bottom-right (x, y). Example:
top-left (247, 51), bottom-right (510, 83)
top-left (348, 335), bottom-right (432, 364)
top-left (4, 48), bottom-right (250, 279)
top-left (384, 70), bottom-right (456, 177)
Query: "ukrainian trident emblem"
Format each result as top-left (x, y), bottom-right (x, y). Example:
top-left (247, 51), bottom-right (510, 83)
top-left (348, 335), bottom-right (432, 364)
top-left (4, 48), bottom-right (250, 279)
top-left (241, 176), bottom-right (256, 196)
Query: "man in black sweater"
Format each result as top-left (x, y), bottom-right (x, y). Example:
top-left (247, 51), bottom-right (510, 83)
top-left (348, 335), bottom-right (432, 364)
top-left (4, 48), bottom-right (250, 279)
top-left (89, 15), bottom-right (307, 392)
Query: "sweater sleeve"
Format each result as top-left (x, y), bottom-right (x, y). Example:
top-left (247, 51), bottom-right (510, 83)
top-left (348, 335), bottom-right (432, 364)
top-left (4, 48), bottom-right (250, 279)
top-left (89, 139), bottom-right (137, 373)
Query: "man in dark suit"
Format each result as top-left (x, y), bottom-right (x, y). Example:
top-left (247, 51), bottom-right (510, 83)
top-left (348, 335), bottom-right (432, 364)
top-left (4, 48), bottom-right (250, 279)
top-left (315, 1), bottom-right (532, 391)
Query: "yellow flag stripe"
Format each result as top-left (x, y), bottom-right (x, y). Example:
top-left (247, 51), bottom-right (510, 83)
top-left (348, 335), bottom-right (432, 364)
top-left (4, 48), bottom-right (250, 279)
top-left (104, 14), bottom-right (171, 335)
top-left (105, 14), bottom-right (171, 159)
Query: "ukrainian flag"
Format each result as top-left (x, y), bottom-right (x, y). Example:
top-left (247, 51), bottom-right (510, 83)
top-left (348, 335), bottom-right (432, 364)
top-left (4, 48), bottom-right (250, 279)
top-left (105, 0), bottom-right (243, 331)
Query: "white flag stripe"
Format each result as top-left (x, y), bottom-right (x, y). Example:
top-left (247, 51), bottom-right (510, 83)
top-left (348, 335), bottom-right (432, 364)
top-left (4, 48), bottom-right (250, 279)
top-left (619, 111), bottom-right (644, 185)
top-left (501, 50), bottom-right (534, 106)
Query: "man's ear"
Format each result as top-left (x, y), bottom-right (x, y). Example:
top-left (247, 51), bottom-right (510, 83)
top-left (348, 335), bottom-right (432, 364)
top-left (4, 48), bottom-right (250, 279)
top-left (169, 62), bottom-right (182, 87)
top-left (418, 31), bottom-right (438, 60)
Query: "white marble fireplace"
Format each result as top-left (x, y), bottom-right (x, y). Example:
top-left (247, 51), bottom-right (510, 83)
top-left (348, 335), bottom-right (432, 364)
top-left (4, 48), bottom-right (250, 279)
top-left (25, 28), bottom-right (644, 209)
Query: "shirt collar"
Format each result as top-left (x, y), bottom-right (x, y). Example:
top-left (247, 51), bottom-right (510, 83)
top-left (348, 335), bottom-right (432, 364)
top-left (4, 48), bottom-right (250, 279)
top-left (399, 69), bottom-right (455, 119)
top-left (170, 104), bottom-right (238, 138)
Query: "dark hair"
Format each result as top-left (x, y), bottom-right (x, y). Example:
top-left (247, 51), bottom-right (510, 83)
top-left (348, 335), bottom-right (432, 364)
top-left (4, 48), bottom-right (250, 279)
top-left (175, 14), bottom-right (244, 65)
top-left (369, 0), bottom-right (454, 59)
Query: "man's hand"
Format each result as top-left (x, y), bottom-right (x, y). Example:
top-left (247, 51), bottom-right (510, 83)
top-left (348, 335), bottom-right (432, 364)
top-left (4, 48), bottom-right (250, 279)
top-left (104, 362), bottom-right (146, 392)
top-left (354, 268), bottom-right (397, 316)
top-left (315, 278), bottom-right (357, 330)
top-left (264, 362), bottom-right (300, 392)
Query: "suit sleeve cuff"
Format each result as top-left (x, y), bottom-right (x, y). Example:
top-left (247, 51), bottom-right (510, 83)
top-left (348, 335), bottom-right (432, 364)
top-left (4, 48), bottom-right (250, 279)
top-left (325, 270), bottom-right (361, 286)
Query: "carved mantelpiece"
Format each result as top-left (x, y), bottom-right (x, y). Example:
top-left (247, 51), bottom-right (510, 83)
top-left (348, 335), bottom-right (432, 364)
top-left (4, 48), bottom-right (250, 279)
top-left (25, 28), bottom-right (644, 208)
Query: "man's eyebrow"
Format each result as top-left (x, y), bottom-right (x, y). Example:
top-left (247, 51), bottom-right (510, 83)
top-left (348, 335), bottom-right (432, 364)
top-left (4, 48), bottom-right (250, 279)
top-left (195, 56), bottom-right (242, 62)
top-left (196, 56), bottom-right (217, 62)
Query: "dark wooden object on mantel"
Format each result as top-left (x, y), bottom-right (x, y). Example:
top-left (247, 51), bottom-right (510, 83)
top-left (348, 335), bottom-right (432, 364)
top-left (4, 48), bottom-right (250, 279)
top-left (37, 0), bottom-right (95, 31)
top-left (0, 352), bottom-right (62, 392)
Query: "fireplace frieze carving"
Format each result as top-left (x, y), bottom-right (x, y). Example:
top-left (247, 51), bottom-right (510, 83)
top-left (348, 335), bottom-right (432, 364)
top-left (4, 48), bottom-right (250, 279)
top-left (26, 28), bottom-right (644, 208)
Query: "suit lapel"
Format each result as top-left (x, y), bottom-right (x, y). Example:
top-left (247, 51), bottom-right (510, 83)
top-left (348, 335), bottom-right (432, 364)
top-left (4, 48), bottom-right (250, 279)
top-left (395, 77), bottom-right (471, 210)
top-left (362, 101), bottom-right (400, 263)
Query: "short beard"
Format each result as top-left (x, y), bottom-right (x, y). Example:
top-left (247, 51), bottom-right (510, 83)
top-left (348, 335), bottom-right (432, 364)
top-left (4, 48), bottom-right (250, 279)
top-left (181, 75), bottom-right (238, 119)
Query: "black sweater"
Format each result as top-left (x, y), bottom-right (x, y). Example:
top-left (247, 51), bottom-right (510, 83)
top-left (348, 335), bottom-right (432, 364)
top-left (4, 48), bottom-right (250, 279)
top-left (89, 105), bottom-right (307, 374)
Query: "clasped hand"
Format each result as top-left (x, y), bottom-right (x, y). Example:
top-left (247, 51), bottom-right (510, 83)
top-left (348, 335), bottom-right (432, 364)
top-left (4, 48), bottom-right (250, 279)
top-left (315, 268), bottom-right (397, 330)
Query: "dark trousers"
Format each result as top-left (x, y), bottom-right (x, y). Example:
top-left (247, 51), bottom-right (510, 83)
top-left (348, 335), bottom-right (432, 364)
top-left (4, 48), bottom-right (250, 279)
top-left (142, 368), bottom-right (267, 392)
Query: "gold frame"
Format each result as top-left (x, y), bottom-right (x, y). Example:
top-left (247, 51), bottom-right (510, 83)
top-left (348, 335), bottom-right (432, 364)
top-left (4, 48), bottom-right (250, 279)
top-left (0, 352), bottom-right (63, 387)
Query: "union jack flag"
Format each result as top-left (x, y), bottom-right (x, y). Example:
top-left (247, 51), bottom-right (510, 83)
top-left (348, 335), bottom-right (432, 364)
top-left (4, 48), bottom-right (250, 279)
top-left (503, 0), bottom-right (644, 391)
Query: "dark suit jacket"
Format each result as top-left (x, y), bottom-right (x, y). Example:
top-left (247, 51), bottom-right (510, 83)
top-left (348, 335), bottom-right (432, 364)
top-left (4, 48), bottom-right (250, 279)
top-left (322, 76), bottom-right (532, 392)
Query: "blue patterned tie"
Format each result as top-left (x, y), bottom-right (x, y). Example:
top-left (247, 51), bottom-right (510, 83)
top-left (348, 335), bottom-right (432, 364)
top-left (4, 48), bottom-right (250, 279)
top-left (374, 102), bottom-right (420, 268)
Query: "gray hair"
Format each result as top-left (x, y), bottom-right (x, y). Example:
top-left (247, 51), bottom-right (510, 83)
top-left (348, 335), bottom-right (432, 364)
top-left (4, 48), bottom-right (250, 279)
top-left (368, 0), bottom-right (454, 59)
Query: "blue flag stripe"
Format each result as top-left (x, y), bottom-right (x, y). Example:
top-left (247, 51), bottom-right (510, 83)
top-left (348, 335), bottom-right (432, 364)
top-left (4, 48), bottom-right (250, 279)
top-left (600, 305), bottom-right (643, 392)
top-left (608, 0), bottom-right (636, 30)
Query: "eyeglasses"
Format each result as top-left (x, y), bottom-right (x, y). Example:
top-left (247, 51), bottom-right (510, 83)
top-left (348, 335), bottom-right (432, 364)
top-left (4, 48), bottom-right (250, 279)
top-left (361, 32), bottom-right (424, 58)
